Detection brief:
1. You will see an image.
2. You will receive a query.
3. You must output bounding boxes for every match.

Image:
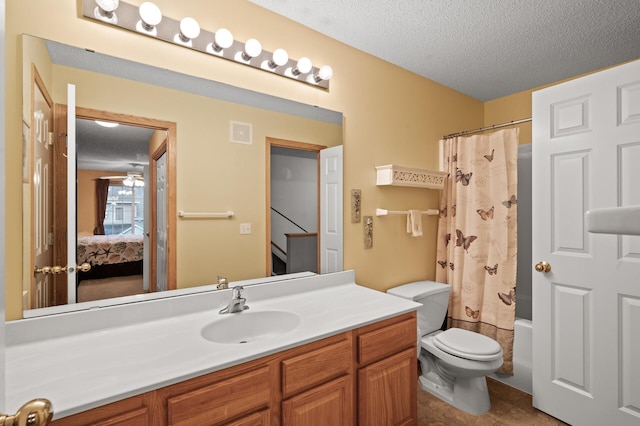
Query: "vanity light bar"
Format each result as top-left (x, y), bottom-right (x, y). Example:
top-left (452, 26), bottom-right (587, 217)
top-left (82, 0), bottom-right (332, 89)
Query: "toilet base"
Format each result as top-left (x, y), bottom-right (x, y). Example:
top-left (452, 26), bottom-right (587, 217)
top-left (419, 373), bottom-right (491, 415)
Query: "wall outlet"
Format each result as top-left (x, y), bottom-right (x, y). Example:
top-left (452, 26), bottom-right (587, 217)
top-left (240, 223), bottom-right (252, 235)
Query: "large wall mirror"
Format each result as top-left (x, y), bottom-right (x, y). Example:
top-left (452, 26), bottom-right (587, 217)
top-left (20, 34), bottom-right (343, 319)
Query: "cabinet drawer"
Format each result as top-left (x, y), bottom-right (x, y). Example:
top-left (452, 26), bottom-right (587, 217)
top-left (167, 366), bottom-right (271, 426)
top-left (91, 408), bottom-right (148, 426)
top-left (358, 317), bottom-right (416, 366)
top-left (282, 337), bottom-right (352, 398)
top-left (50, 395), bottom-right (148, 426)
top-left (224, 408), bottom-right (270, 426)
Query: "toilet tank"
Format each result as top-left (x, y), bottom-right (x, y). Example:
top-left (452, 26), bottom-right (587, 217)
top-left (387, 281), bottom-right (451, 336)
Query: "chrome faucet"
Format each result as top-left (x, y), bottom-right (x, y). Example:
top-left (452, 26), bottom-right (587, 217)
top-left (219, 286), bottom-right (249, 314)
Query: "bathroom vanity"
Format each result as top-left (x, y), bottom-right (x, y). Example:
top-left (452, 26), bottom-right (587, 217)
top-left (6, 271), bottom-right (420, 425)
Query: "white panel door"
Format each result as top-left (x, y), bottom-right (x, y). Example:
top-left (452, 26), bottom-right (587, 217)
top-left (155, 152), bottom-right (167, 292)
top-left (32, 74), bottom-right (54, 308)
top-left (320, 145), bottom-right (343, 273)
top-left (66, 84), bottom-right (77, 304)
top-left (532, 59), bottom-right (640, 425)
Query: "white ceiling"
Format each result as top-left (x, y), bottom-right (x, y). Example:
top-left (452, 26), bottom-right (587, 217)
top-left (249, 0), bottom-right (640, 101)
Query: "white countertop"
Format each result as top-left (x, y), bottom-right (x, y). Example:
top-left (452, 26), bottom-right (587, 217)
top-left (6, 270), bottom-right (419, 419)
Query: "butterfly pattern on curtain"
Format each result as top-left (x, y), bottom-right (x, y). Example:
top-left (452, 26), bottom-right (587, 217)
top-left (436, 128), bottom-right (518, 375)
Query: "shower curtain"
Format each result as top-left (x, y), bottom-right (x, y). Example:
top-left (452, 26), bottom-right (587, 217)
top-left (436, 128), bottom-right (518, 374)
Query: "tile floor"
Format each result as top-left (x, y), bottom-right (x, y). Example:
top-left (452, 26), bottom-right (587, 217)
top-left (417, 377), bottom-right (569, 425)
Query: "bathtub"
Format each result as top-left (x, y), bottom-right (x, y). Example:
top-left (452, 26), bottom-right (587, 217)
top-left (490, 317), bottom-right (532, 394)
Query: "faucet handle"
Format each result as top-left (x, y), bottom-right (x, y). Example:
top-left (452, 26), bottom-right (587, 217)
top-left (217, 276), bottom-right (229, 290)
top-left (232, 286), bottom-right (244, 298)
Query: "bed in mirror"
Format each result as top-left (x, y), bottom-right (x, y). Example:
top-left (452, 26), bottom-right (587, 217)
top-left (20, 34), bottom-right (343, 318)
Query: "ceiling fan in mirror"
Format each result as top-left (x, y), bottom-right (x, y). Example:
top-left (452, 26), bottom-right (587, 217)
top-left (100, 170), bottom-right (145, 187)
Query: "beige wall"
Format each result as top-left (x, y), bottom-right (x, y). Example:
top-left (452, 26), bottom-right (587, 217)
top-left (481, 60), bottom-right (634, 144)
top-left (484, 90), bottom-right (533, 144)
top-left (5, 0), bottom-right (485, 320)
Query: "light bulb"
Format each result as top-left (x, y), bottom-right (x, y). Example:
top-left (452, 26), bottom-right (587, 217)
top-left (96, 0), bottom-right (118, 13)
top-left (269, 48), bottom-right (289, 68)
top-left (95, 120), bottom-right (119, 128)
top-left (139, 2), bottom-right (162, 31)
top-left (242, 38), bottom-right (262, 60)
top-left (293, 57), bottom-right (312, 75)
top-left (213, 28), bottom-right (234, 50)
top-left (94, 0), bottom-right (119, 23)
top-left (178, 17), bottom-right (200, 42)
top-left (315, 65), bottom-right (333, 82)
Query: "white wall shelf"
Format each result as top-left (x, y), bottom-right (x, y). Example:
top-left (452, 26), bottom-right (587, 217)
top-left (375, 164), bottom-right (446, 189)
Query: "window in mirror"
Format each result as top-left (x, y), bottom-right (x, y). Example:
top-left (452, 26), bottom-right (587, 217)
top-left (105, 184), bottom-right (144, 235)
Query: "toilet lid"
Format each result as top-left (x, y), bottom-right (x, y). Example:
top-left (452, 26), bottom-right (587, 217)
top-left (433, 328), bottom-right (503, 361)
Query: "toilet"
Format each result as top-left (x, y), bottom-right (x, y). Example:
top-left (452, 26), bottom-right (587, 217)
top-left (387, 281), bottom-right (503, 415)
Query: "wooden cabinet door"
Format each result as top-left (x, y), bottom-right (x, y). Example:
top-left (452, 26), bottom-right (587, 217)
top-left (282, 375), bottom-right (352, 426)
top-left (358, 348), bottom-right (417, 426)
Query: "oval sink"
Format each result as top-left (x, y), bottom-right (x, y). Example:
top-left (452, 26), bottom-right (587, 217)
top-left (201, 310), bottom-right (301, 344)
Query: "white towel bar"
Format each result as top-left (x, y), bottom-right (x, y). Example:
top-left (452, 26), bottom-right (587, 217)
top-left (376, 208), bottom-right (440, 216)
top-left (178, 210), bottom-right (234, 219)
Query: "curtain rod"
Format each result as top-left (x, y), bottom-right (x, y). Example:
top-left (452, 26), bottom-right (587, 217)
top-left (442, 117), bottom-right (532, 140)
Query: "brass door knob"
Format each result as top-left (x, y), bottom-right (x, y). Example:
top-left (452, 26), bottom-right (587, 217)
top-left (34, 263), bottom-right (92, 276)
top-left (77, 262), bottom-right (92, 272)
top-left (0, 398), bottom-right (53, 426)
top-left (535, 261), bottom-right (551, 273)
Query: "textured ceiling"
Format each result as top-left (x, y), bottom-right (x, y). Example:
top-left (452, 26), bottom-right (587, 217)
top-left (249, 0), bottom-right (640, 101)
top-left (76, 119), bottom-right (153, 173)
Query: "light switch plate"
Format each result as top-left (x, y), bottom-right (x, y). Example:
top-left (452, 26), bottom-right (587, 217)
top-left (240, 223), bottom-right (252, 235)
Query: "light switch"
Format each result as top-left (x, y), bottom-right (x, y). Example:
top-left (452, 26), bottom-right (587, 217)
top-left (240, 223), bottom-right (252, 235)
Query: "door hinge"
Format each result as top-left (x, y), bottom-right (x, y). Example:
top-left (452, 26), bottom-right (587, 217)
top-left (48, 131), bottom-right (54, 146)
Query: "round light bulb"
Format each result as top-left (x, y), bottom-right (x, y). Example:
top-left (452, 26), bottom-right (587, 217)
top-left (179, 17), bottom-right (200, 41)
top-left (271, 48), bottom-right (289, 67)
top-left (243, 38), bottom-right (262, 59)
top-left (94, 0), bottom-right (119, 22)
top-left (96, 0), bottom-right (119, 12)
top-left (214, 28), bottom-right (234, 50)
top-left (294, 57), bottom-right (313, 75)
top-left (316, 65), bottom-right (333, 81)
top-left (139, 2), bottom-right (162, 28)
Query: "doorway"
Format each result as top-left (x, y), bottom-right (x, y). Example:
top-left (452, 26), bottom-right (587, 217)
top-left (266, 138), bottom-right (326, 276)
top-left (50, 106), bottom-right (177, 306)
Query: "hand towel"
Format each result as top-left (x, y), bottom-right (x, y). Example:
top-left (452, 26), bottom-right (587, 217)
top-left (407, 210), bottom-right (423, 237)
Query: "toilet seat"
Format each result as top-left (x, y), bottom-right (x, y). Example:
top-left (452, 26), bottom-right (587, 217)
top-left (433, 328), bottom-right (502, 361)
